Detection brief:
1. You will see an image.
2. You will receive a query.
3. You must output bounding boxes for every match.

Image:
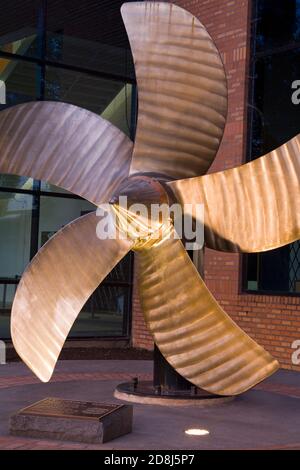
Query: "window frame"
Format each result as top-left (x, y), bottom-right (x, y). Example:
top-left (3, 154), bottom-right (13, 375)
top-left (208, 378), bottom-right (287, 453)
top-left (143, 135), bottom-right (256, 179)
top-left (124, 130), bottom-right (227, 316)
top-left (0, 0), bottom-right (137, 337)
top-left (243, 0), bottom-right (300, 297)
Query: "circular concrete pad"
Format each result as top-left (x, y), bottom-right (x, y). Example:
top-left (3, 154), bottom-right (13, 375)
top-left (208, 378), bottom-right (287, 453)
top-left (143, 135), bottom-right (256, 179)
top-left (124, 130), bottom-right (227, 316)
top-left (114, 381), bottom-right (234, 407)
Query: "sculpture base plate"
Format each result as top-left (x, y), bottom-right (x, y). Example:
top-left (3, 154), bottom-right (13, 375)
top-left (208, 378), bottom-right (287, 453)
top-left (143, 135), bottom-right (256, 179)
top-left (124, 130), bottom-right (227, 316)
top-left (114, 381), bottom-right (234, 407)
top-left (10, 397), bottom-right (133, 444)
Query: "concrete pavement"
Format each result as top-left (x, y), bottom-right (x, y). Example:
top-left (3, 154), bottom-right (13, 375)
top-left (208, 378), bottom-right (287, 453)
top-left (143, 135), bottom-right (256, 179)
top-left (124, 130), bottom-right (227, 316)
top-left (0, 360), bottom-right (300, 450)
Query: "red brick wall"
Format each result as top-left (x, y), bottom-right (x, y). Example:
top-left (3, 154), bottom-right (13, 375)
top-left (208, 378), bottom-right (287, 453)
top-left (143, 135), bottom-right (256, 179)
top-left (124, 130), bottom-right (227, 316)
top-left (132, 0), bottom-right (300, 371)
top-left (131, 261), bottom-right (153, 349)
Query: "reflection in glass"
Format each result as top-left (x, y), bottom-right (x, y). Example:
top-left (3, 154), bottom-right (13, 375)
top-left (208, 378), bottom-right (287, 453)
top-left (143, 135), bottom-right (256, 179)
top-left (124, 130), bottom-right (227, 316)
top-left (45, 66), bottom-right (132, 136)
top-left (0, 191), bottom-right (32, 337)
top-left (0, 57), bottom-right (39, 190)
top-left (247, 242), bottom-right (300, 294)
top-left (47, 32), bottom-right (135, 79)
top-left (39, 196), bottom-right (95, 248)
top-left (105, 252), bottom-right (133, 283)
top-left (46, 0), bottom-right (135, 77)
top-left (0, 0), bottom-right (41, 58)
top-left (0, 283), bottom-right (17, 338)
top-left (70, 285), bottom-right (130, 337)
top-left (246, 1), bottom-right (300, 294)
top-left (0, 174), bottom-right (34, 190)
top-left (40, 181), bottom-right (71, 194)
top-left (0, 191), bottom-right (32, 278)
top-left (0, 0), bottom-right (135, 338)
top-left (0, 35), bottom-right (36, 58)
top-left (0, 58), bottom-right (40, 111)
top-left (251, 49), bottom-right (300, 159)
top-left (256, 0), bottom-right (300, 52)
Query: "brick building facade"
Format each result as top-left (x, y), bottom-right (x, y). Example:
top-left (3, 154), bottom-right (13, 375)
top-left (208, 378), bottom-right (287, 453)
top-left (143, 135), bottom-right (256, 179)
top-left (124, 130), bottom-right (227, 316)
top-left (132, 0), bottom-right (300, 372)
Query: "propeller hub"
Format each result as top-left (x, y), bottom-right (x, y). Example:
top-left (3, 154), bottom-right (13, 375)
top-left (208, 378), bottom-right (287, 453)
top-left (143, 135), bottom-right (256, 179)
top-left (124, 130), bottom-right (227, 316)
top-left (109, 175), bottom-right (169, 208)
top-left (109, 175), bottom-right (172, 249)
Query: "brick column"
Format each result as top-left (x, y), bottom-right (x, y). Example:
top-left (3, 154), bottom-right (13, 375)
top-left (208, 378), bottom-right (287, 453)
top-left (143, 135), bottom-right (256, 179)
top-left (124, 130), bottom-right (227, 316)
top-left (131, 260), bottom-right (154, 350)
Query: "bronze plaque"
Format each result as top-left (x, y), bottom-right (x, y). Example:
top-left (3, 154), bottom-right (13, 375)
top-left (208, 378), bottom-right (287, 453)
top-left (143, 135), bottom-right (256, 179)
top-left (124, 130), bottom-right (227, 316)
top-left (20, 397), bottom-right (123, 421)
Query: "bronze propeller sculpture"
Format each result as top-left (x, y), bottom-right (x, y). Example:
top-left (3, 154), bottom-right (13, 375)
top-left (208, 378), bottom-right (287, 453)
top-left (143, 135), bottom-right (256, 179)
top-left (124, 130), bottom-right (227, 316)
top-left (0, 2), bottom-right (299, 395)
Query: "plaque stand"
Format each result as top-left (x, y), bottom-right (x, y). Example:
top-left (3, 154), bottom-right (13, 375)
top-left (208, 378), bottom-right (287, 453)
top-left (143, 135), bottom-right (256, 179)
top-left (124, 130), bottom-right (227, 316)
top-left (10, 397), bottom-right (133, 444)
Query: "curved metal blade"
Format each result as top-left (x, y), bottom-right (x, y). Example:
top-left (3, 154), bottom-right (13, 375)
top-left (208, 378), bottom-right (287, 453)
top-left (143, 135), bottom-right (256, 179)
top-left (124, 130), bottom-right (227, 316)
top-left (121, 2), bottom-right (227, 180)
top-left (11, 208), bottom-right (133, 382)
top-left (135, 228), bottom-right (278, 395)
top-left (169, 135), bottom-right (300, 252)
top-left (0, 101), bottom-right (133, 205)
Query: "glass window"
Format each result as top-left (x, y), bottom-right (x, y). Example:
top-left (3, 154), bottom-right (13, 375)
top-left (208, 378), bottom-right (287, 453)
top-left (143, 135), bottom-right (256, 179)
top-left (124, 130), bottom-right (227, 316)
top-left (0, 191), bottom-right (33, 338)
top-left (0, 1), bottom-right (135, 339)
top-left (46, 0), bottom-right (135, 78)
top-left (39, 195), bottom-right (95, 248)
top-left (0, 175), bottom-right (34, 191)
top-left (40, 182), bottom-right (72, 194)
top-left (246, 243), bottom-right (300, 294)
top-left (0, 0), bottom-right (42, 59)
top-left (70, 283), bottom-right (131, 337)
top-left (45, 66), bottom-right (132, 136)
top-left (0, 283), bottom-right (17, 338)
top-left (0, 57), bottom-right (41, 190)
top-left (256, 0), bottom-right (300, 53)
top-left (245, 0), bottom-right (300, 294)
top-left (105, 252), bottom-right (133, 283)
top-left (0, 191), bottom-right (33, 279)
top-left (250, 48), bottom-right (300, 159)
top-left (39, 196), bottom-right (133, 338)
top-left (0, 58), bottom-right (41, 108)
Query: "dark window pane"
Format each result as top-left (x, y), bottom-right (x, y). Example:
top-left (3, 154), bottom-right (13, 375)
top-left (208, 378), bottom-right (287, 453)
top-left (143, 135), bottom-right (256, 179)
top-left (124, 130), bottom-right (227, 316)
top-left (251, 49), bottom-right (300, 159)
top-left (246, 245), bottom-right (300, 294)
top-left (0, 1), bottom-right (135, 337)
top-left (0, 191), bottom-right (32, 278)
top-left (46, 0), bottom-right (135, 78)
top-left (255, 0), bottom-right (300, 52)
top-left (246, 253), bottom-right (258, 290)
top-left (39, 195), bottom-right (95, 248)
top-left (0, 58), bottom-right (41, 110)
top-left (0, 191), bottom-right (33, 337)
top-left (0, 283), bottom-right (17, 338)
top-left (40, 181), bottom-right (72, 194)
top-left (0, 175), bottom-right (34, 190)
top-left (288, 241), bottom-right (300, 292)
top-left (246, 1), bottom-right (300, 294)
top-left (258, 247), bottom-right (290, 292)
top-left (0, 0), bottom-right (42, 59)
top-left (0, 58), bottom-right (40, 194)
top-left (69, 284), bottom-right (131, 337)
top-left (45, 65), bottom-right (132, 135)
top-left (105, 252), bottom-right (133, 283)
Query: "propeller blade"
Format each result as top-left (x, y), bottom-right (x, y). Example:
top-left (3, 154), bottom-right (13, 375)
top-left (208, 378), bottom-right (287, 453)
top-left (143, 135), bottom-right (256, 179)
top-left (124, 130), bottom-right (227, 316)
top-left (135, 227), bottom-right (278, 395)
top-left (11, 208), bottom-right (133, 382)
top-left (169, 135), bottom-right (300, 252)
top-left (121, 2), bottom-right (227, 180)
top-left (0, 101), bottom-right (133, 205)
